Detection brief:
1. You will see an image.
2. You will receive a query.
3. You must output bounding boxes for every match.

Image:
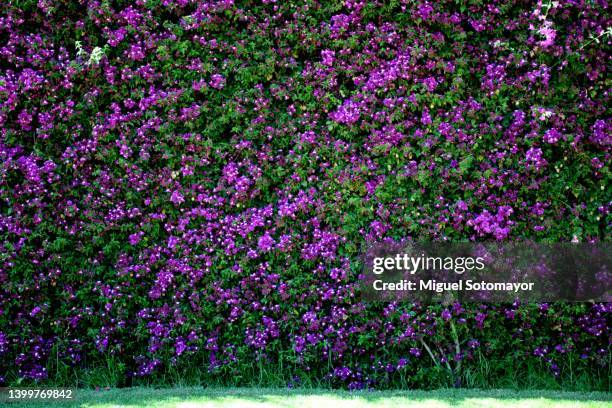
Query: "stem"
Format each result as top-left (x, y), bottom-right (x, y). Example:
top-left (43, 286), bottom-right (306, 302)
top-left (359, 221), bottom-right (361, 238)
top-left (450, 320), bottom-right (462, 375)
top-left (419, 338), bottom-right (439, 368)
top-left (436, 344), bottom-right (453, 373)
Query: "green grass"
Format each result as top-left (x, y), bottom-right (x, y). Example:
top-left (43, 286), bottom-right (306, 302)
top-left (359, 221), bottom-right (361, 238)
top-left (23, 350), bottom-right (609, 391)
top-left (1, 387), bottom-right (610, 408)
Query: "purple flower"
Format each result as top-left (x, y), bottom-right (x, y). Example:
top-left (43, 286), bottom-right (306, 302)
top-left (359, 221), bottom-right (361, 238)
top-left (321, 49), bottom-right (335, 66)
top-left (209, 74), bottom-right (226, 90)
top-left (543, 128), bottom-right (561, 144)
top-left (257, 234), bottom-right (275, 252)
top-left (30, 306), bottom-right (42, 317)
top-left (331, 100), bottom-right (361, 125)
top-left (422, 76), bottom-right (438, 92)
top-left (397, 358), bottom-right (408, 368)
top-left (175, 339), bottom-right (187, 356)
top-left (538, 22), bottom-right (556, 48)
top-left (409, 348), bottom-right (421, 357)
top-left (525, 147), bottom-right (547, 170)
top-left (170, 191), bottom-right (185, 206)
top-left (128, 231), bottom-right (143, 245)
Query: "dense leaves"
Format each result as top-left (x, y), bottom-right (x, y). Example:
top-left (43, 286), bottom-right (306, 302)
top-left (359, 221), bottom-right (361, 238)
top-left (0, 0), bottom-right (610, 389)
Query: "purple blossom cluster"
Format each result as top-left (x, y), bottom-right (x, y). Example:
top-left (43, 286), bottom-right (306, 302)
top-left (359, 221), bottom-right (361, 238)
top-left (0, 0), bottom-right (610, 388)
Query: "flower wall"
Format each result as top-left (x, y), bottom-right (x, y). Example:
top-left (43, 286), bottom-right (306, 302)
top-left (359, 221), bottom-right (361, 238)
top-left (0, 0), bottom-right (610, 389)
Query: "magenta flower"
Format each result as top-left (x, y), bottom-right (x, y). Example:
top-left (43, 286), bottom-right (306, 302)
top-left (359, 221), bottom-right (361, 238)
top-left (321, 50), bottom-right (335, 66)
top-left (170, 190), bottom-right (185, 206)
top-left (209, 74), bottom-right (226, 90)
top-left (538, 22), bottom-right (557, 48)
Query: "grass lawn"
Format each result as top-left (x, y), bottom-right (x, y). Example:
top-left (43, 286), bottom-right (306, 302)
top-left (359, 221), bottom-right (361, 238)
top-left (1, 387), bottom-right (610, 408)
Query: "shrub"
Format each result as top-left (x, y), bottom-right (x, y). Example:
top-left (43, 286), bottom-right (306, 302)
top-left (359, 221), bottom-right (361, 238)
top-left (0, 0), bottom-right (610, 389)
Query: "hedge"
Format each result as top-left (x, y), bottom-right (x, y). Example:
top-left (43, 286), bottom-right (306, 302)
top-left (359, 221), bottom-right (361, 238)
top-left (0, 0), bottom-right (610, 389)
